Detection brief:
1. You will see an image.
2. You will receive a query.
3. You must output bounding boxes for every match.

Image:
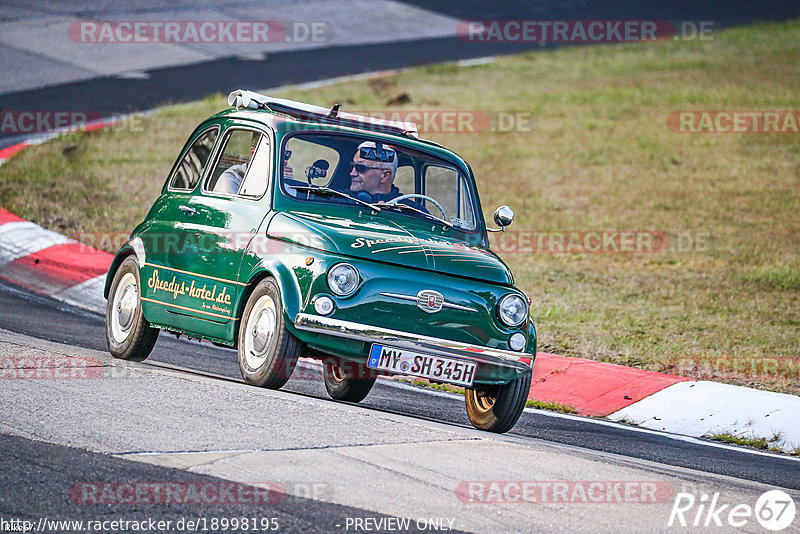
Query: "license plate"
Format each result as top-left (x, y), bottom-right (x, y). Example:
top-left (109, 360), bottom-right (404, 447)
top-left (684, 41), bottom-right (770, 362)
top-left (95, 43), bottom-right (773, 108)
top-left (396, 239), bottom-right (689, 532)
top-left (367, 344), bottom-right (476, 387)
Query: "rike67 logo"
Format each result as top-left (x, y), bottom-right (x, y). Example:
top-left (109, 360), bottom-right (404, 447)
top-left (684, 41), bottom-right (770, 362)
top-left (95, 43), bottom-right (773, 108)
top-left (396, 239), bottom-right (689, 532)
top-left (668, 490), bottom-right (796, 531)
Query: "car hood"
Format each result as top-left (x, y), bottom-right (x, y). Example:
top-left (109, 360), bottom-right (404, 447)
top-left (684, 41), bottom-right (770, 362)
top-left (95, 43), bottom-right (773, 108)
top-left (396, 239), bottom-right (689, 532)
top-left (267, 210), bottom-right (513, 284)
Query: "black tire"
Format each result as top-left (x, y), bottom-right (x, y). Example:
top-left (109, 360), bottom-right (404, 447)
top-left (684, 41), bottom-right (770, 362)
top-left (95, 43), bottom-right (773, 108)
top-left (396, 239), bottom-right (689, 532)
top-left (323, 358), bottom-right (377, 403)
top-left (238, 278), bottom-right (300, 389)
top-left (465, 371), bottom-right (531, 433)
top-left (105, 256), bottom-right (158, 361)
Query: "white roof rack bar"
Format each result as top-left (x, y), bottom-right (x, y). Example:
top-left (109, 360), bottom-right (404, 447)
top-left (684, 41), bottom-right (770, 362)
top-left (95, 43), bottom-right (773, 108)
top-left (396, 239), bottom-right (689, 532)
top-left (227, 89), bottom-right (418, 138)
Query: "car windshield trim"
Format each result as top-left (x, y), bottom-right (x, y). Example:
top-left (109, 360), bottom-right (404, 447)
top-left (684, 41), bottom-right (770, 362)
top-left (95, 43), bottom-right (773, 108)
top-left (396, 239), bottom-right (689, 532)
top-left (289, 185), bottom-right (382, 212)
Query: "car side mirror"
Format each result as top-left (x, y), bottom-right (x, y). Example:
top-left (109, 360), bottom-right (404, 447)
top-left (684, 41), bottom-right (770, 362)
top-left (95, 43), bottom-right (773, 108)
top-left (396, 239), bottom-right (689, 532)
top-left (488, 206), bottom-right (514, 232)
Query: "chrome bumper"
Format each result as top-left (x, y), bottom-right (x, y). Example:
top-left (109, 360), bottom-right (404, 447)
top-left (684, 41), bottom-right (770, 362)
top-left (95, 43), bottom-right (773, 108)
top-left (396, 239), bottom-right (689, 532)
top-left (293, 313), bottom-right (532, 372)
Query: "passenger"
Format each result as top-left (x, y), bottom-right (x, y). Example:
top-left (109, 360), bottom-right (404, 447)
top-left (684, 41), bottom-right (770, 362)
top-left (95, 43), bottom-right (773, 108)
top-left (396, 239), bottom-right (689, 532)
top-left (283, 149), bottom-right (294, 179)
top-left (215, 133), bottom-right (259, 194)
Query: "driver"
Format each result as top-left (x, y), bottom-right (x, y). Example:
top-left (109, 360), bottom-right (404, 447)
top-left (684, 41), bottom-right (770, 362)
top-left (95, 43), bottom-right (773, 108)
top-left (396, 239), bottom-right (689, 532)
top-left (348, 141), bottom-right (401, 203)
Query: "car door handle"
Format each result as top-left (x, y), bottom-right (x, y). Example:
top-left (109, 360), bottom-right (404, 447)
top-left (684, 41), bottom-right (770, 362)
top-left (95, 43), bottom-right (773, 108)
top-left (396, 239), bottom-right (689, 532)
top-left (178, 205), bottom-right (196, 216)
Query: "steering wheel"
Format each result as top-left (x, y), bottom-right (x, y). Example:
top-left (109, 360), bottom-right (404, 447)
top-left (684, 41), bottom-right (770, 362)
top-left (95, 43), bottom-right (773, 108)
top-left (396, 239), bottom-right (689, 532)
top-left (387, 194), bottom-right (447, 220)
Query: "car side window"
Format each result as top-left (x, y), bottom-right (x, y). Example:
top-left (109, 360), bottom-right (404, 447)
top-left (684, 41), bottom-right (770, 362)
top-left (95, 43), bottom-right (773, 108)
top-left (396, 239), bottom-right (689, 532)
top-left (239, 135), bottom-right (271, 198)
top-left (424, 164), bottom-right (477, 230)
top-left (394, 165), bottom-right (414, 195)
top-left (207, 130), bottom-right (263, 195)
top-left (168, 128), bottom-right (219, 190)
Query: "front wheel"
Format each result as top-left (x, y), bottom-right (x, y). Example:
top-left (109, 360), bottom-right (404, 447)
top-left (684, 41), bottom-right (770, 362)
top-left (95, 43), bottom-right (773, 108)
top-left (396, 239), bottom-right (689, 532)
top-left (106, 256), bottom-right (158, 361)
top-left (465, 372), bottom-right (531, 433)
top-left (238, 278), bottom-right (300, 389)
top-left (323, 358), bottom-right (377, 402)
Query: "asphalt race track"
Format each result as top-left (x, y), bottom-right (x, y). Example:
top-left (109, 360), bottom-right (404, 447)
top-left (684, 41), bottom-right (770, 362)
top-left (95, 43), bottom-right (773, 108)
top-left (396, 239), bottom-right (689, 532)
top-left (2, 433), bottom-right (456, 534)
top-left (2, 278), bottom-right (798, 492)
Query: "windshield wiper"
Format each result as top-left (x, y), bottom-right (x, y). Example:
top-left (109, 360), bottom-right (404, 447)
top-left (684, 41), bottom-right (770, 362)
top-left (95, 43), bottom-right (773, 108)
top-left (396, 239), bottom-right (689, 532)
top-left (289, 185), bottom-right (381, 212)
top-left (381, 202), bottom-right (454, 229)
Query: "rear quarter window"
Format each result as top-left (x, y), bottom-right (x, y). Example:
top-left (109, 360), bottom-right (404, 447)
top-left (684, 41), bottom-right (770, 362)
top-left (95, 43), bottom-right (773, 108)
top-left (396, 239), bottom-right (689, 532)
top-left (168, 127), bottom-right (219, 191)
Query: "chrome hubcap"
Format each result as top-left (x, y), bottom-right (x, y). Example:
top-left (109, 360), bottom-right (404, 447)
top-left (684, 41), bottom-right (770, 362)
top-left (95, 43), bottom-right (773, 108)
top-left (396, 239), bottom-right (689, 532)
top-left (111, 273), bottom-right (137, 343)
top-left (245, 294), bottom-right (277, 370)
top-left (117, 287), bottom-right (136, 329)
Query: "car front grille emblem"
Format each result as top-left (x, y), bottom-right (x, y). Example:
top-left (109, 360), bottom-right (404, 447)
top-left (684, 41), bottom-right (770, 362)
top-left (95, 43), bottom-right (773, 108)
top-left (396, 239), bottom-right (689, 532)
top-left (417, 290), bottom-right (444, 313)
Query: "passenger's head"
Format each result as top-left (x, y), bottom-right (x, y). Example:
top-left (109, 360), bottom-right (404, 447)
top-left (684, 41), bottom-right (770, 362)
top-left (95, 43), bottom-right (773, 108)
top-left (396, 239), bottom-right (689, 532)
top-left (349, 141), bottom-right (397, 195)
top-left (248, 132), bottom-right (260, 158)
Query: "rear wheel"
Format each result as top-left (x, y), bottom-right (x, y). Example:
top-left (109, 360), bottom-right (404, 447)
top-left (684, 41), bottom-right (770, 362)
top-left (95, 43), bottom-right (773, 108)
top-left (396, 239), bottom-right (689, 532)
top-left (106, 256), bottom-right (158, 361)
top-left (323, 358), bottom-right (377, 402)
top-left (465, 372), bottom-right (531, 433)
top-left (238, 278), bottom-right (300, 389)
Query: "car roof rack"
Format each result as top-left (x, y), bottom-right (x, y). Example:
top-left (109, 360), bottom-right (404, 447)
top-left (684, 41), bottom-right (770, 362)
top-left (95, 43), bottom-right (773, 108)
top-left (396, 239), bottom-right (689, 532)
top-left (228, 90), bottom-right (419, 138)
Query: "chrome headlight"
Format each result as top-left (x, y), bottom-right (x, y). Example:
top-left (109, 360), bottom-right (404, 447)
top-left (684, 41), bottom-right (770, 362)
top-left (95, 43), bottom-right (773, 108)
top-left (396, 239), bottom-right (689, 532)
top-left (498, 294), bottom-right (528, 327)
top-left (327, 263), bottom-right (359, 296)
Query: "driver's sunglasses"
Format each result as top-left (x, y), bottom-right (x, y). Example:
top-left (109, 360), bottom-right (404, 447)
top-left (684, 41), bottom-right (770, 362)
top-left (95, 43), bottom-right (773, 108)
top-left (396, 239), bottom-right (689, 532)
top-left (350, 161), bottom-right (384, 173)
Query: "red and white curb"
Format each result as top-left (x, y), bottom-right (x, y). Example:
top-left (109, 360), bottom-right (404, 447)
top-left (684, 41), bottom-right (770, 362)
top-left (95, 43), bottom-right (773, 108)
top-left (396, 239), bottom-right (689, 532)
top-left (0, 209), bottom-right (111, 312)
top-left (2, 141), bottom-right (798, 454)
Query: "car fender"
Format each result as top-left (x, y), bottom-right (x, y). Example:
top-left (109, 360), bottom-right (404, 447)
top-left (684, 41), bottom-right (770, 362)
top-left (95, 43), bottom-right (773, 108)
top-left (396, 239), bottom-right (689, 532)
top-left (104, 237), bottom-right (146, 299)
top-left (527, 321), bottom-right (538, 358)
top-left (237, 260), bottom-right (303, 324)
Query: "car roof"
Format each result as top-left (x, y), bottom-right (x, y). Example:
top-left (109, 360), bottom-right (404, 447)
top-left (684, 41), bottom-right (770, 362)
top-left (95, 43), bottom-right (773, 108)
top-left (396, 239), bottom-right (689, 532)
top-left (201, 91), bottom-right (460, 159)
top-left (227, 90), bottom-right (418, 136)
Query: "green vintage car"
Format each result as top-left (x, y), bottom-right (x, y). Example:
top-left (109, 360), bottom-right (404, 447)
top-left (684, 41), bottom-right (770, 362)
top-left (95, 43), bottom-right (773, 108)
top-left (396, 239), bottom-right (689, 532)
top-left (105, 90), bottom-right (536, 433)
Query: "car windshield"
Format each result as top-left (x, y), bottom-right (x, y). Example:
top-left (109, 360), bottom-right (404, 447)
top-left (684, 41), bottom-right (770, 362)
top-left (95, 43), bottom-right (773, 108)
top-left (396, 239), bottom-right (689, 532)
top-left (279, 133), bottom-right (479, 231)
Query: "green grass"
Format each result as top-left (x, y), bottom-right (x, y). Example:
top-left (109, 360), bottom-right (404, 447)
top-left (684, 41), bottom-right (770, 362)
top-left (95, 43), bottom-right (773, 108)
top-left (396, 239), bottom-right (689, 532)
top-left (740, 265), bottom-right (800, 291)
top-left (524, 399), bottom-right (577, 414)
top-left (1, 20), bottom-right (799, 394)
top-left (707, 431), bottom-right (792, 454)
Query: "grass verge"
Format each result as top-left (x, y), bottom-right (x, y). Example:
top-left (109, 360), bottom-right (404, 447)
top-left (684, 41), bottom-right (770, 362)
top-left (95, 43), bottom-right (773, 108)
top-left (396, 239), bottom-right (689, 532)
top-left (706, 431), bottom-right (796, 455)
top-left (524, 399), bottom-right (577, 414)
top-left (1, 21), bottom-right (798, 394)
